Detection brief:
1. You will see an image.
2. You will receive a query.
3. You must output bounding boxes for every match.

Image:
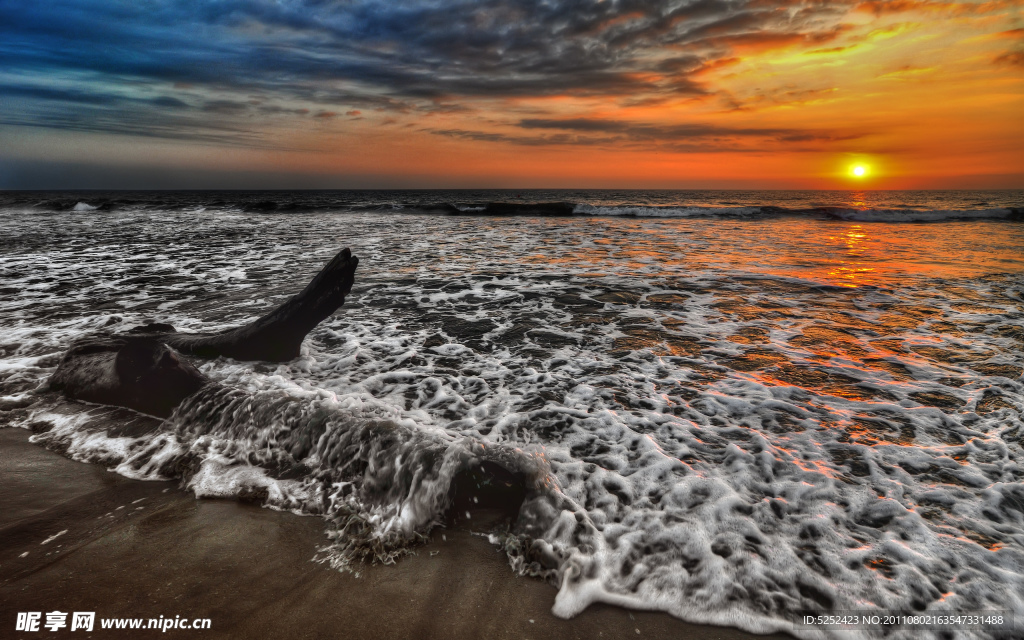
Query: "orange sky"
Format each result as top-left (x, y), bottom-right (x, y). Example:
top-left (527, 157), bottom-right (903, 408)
top-left (1, 0), bottom-right (1021, 188)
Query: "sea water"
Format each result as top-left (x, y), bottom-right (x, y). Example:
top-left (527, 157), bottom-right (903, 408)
top-left (0, 190), bottom-right (1022, 639)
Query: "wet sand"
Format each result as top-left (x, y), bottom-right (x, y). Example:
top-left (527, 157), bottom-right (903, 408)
top-left (0, 428), bottom-right (792, 639)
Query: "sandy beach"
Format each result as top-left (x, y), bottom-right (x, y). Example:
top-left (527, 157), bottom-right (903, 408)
top-left (1, 428), bottom-right (792, 639)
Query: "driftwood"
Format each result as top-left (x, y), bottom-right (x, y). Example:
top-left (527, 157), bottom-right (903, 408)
top-left (44, 246), bottom-right (542, 537)
top-left (48, 247), bottom-right (358, 417)
top-left (162, 247), bottom-right (358, 362)
top-left (48, 336), bottom-right (210, 418)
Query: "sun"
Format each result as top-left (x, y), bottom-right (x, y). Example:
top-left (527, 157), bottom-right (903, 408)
top-left (850, 164), bottom-right (869, 178)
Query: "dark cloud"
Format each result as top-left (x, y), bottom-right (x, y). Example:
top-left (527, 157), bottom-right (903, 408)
top-left (429, 117), bottom-right (863, 150)
top-left (429, 128), bottom-right (618, 147)
top-left (518, 117), bottom-right (862, 142)
top-left (0, 110), bottom-right (267, 147)
top-left (3, 83), bottom-right (190, 109)
top-left (201, 99), bottom-right (250, 114)
top-left (517, 117), bottom-right (794, 138)
top-left (853, 0), bottom-right (980, 15)
top-left (0, 82), bottom-right (270, 145)
top-left (257, 105), bottom-right (311, 116)
top-left (0, 157), bottom-right (414, 190)
top-left (994, 51), bottom-right (1024, 66)
top-left (0, 0), bottom-right (870, 148)
top-left (990, 28), bottom-right (1024, 67)
top-left (150, 96), bottom-right (190, 109)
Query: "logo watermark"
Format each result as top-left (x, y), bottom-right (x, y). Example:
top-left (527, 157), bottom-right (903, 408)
top-left (15, 612), bottom-right (211, 633)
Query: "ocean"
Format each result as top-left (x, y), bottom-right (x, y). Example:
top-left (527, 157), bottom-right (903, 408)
top-left (1, 189), bottom-right (1022, 639)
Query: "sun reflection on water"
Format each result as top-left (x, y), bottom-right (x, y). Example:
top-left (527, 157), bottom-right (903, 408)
top-left (825, 224), bottom-right (878, 287)
top-left (473, 213), bottom-right (1022, 290)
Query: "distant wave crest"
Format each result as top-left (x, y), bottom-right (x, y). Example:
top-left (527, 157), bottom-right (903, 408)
top-left (573, 203), bottom-right (765, 217)
top-left (825, 207), bottom-right (1020, 222)
top-left (4, 193), bottom-right (1022, 223)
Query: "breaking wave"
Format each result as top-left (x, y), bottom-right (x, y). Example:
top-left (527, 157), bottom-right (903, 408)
top-left (24, 386), bottom-right (563, 574)
top-left (2, 189), bottom-right (1020, 222)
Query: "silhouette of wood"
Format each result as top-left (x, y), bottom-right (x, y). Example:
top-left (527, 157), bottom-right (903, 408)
top-left (48, 248), bottom-right (358, 417)
top-left (49, 336), bottom-right (210, 418)
top-left (162, 247), bottom-right (358, 362)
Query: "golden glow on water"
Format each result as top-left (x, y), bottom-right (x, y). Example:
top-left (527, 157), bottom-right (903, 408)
top-left (826, 225), bottom-right (876, 288)
top-left (515, 215), bottom-right (1024, 289)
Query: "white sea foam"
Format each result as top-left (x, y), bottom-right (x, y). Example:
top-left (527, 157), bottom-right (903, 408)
top-left (186, 455), bottom-right (315, 513)
top-left (72, 202), bottom-right (98, 211)
top-left (40, 529), bottom-right (68, 545)
top-left (2, 207), bottom-right (1023, 639)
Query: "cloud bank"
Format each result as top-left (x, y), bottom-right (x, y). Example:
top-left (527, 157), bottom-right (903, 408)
top-left (0, 0), bottom-right (869, 147)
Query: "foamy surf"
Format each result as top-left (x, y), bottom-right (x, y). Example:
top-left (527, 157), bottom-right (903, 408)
top-left (2, 192), bottom-right (1023, 639)
top-left (23, 383), bottom-right (561, 572)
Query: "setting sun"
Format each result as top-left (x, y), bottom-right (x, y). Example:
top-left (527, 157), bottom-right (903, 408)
top-left (851, 164), bottom-right (870, 178)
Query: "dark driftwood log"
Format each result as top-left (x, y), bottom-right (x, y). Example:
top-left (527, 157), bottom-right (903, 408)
top-left (48, 247), bottom-right (358, 417)
top-left (44, 247), bottom-right (540, 532)
top-left (161, 247), bottom-right (358, 362)
top-left (49, 336), bottom-right (211, 418)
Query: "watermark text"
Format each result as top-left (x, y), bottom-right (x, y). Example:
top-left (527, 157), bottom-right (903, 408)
top-left (16, 612), bottom-right (211, 633)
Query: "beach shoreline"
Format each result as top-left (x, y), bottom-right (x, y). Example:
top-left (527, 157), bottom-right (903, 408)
top-left (3, 194), bottom-right (1020, 639)
top-left (0, 428), bottom-right (792, 639)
